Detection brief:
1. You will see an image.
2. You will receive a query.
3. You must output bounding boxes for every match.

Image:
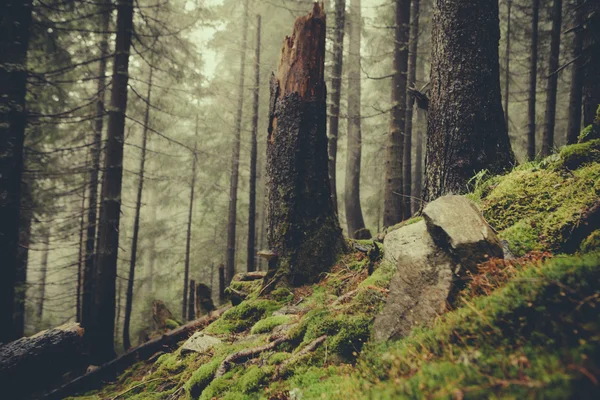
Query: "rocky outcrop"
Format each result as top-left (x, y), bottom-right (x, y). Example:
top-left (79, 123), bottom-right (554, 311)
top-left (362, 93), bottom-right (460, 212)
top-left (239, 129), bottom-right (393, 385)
top-left (374, 195), bottom-right (503, 341)
top-left (373, 221), bottom-right (454, 341)
top-left (423, 195), bottom-right (504, 271)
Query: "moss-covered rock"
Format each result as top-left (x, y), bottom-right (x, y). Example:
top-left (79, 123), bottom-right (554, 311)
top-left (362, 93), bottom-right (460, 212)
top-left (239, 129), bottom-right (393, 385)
top-left (482, 155), bottom-right (600, 254)
top-left (557, 139), bottom-right (600, 170)
top-left (164, 319), bottom-right (179, 330)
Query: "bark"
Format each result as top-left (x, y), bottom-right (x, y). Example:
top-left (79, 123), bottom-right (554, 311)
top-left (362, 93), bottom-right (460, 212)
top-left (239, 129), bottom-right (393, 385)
top-left (187, 279), bottom-right (196, 321)
top-left (567, 0), bottom-right (585, 145)
top-left (504, 0), bottom-right (512, 128)
top-left (0, 323), bottom-right (86, 399)
top-left (423, 0), bottom-right (515, 201)
top-left (218, 264), bottom-right (225, 302)
top-left (15, 180), bottom-right (33, 338)
top-left (582, 2), bottom-right (600, 127)
top-left (225, 0), bottom-right (250, 285)
top-left (123, 66), bottom-right (153, 351)
top-left (345, 0), bottom-right (367, 237)
top-left (90, 0), bottom-right (135, 364)
top-left (541, 0), bottom-right (563, 156)
top-left (383, 0), bottom-right (410, 226)
top-left (183, 116), bottom-right (199, 321)
top-left (76, 168), bottom-right (86, 323)
top-left (0, 0), bottom-right (33, 344)
top-left (45, 307), bottom-right (230, 400)
top-left (328, 0), bottom-right (346, 214)
top-left (247, 15), bottom-right (261, 273)
top-left (403, 0), bottom-right (420, 219)
top-left (37, 234), bottom-right (50, 327)
top-left (82, 4), bottom-right (111, 331)
top-left (527, 0), bottom-right (540, 160)
top-left (412, 2), bottom-right (426, 216)
top-left (266, 3), bottom-right (345, 287)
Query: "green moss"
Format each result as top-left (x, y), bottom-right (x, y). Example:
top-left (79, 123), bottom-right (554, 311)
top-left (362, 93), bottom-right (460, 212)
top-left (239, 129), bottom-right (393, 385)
top-left (184, 358), bottom-right (221, 399)
top-left (267, 352), bottom-right (292, 365)
top-left (228, 280), bottom-right (262, 301)
top-left (580, 230), bottom-right (600, 254)
top-left (557, 139), bottom-right (600, 170)
top-left (270, 287), bottom-right (293, 303)
top-left (205, 299), bottom-right (281, 335)
top-left (499, 219), bottom-right (542, 256)
top-left (237, 365), bottom-right (272, 393)
top-left (164, 319), bottom-right (179, 330)
top-left (482, 160), bottom-right (600, 253)
top-left (250, 315), bottom-right (292, 334)
top-left (198, 376), bottom-right (231, 400)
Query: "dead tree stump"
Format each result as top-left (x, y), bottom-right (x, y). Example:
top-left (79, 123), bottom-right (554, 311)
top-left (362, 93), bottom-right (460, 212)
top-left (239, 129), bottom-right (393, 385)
top-left (266, 3), bottom-right (345, 287)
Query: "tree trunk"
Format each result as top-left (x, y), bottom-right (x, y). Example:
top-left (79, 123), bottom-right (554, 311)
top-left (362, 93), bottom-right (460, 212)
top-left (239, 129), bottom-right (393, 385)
top-left (225, 0), bottom-right (250, 286)
top-left (82, 4), bottom-right (111, 332)
top-left (424, 0), bottom-right (515, 201)
top-left (0, 323), bottom-right (86, 399)
top-left (218, 264), bottom-right (225, 302)
top-left (76, 165), bottom-right (87, 323)
top-left (582, 2), bottom-right (600, 127)
top-left (266, 3), bottom-right (345, 287)
top-left (527, 0), bottom-right (540, 160)
top-left (37, 233), bottom-right (50, 328)
top-left (383, 0), bottom-right (410, 227)
top-left (247, 15), bottom-right (261, 273)
top-left (345, 0), bottom-right (367, 238)
top-left (90, 0), bottom-right (135, 364)
top-left (412, 1), bottom-right (426, 216)
top-left (0, 0), bottom-right (33, 344)
top-left (328, 0), bottom-right (346, 215)
top-left (183, 116), bottom-right (198, 321)
top-left (123, 66), bottom-right (153, 351)
top-left (15, 180), bottom-right (33, 338)
top-left (566, 0), bottom-right (585, 145)
top-left (187, 279), bottom-right (196, 321)
top-left (403, 0), bottom-right (419, 219)
top-left (541, 0), bottom-right (563, 156)
top-left (504, 0), bottom-right (512, 128)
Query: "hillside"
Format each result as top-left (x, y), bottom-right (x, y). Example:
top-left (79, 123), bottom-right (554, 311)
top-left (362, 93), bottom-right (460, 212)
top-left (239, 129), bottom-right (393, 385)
top-left (65, 139), bottom-right (600, 399)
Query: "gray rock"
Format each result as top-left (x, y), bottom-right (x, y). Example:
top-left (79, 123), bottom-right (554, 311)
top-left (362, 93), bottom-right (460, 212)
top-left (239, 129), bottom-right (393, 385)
top-left (423, 195), bottom-right (503, 271)
top-left (180, 332), bottom-right (222, 355)
top-left (383, 221), bottom-right (420, 265)
top-left (373, 221), bottom-right (454, 341)
top-left (272, 305), bottom-right (308, 316)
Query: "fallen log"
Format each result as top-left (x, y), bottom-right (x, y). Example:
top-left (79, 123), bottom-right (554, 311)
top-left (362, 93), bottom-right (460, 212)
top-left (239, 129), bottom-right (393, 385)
top-left (44, 306), bottom-right (230, 400)
top-left (0, 323), bottom-right (86, 400)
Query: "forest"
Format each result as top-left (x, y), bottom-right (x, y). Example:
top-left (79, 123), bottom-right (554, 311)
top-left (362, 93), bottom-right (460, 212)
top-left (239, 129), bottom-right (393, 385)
top-left (0, 0), bottom-right (599, 398)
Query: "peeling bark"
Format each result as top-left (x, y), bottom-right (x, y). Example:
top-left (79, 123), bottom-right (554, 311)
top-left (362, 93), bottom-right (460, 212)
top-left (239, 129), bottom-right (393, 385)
top-left (266, 3), bottom-right (345, 287)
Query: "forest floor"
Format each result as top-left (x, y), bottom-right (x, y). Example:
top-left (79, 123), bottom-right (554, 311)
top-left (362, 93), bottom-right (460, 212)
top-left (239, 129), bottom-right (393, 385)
top-left (66, 138), bottom-right (600, 400)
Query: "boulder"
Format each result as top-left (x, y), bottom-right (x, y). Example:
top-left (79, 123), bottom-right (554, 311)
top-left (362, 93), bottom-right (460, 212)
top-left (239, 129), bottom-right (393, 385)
top-left (423, 195), bottom-right (504, 270)
top-left (373, 221), bottom-right (455, 341)
top-left (180, 332), bottom-right (221, 355)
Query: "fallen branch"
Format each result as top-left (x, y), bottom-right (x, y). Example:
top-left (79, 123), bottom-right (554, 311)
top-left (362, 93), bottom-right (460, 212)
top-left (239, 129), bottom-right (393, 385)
top-left (274, 335), bottom-right (328, 379)
top-left (215, 335), bottom-right (291, 378)
top-left (45, 306), bottom-right (230, 400)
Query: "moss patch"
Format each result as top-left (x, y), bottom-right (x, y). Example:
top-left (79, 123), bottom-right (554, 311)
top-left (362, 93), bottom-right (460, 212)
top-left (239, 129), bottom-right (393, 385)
top-left (481, 153), bottom-right (600, 254)
top-left (580, 230), bottom-right (600, 254)
top-left (250, 315), bottom-right (292, 334)
top-left (204, 299), bottom-right (281, 335)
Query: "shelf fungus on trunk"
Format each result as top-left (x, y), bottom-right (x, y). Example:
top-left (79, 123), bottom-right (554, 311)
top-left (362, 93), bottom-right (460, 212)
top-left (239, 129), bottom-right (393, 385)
top-left (265, 3), bottom-right (345, 288)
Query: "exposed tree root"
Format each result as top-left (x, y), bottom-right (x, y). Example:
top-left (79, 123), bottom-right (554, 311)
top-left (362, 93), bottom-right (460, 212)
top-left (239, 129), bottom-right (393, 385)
top-left (215, 335), bottom-right (291, 378)
top-left (274, 335), bottom-right (328, 379)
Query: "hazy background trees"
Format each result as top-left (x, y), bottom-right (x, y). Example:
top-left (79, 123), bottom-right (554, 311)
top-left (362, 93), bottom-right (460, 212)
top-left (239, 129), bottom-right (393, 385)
top-left (2, 0), bottom-right (596, 357)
